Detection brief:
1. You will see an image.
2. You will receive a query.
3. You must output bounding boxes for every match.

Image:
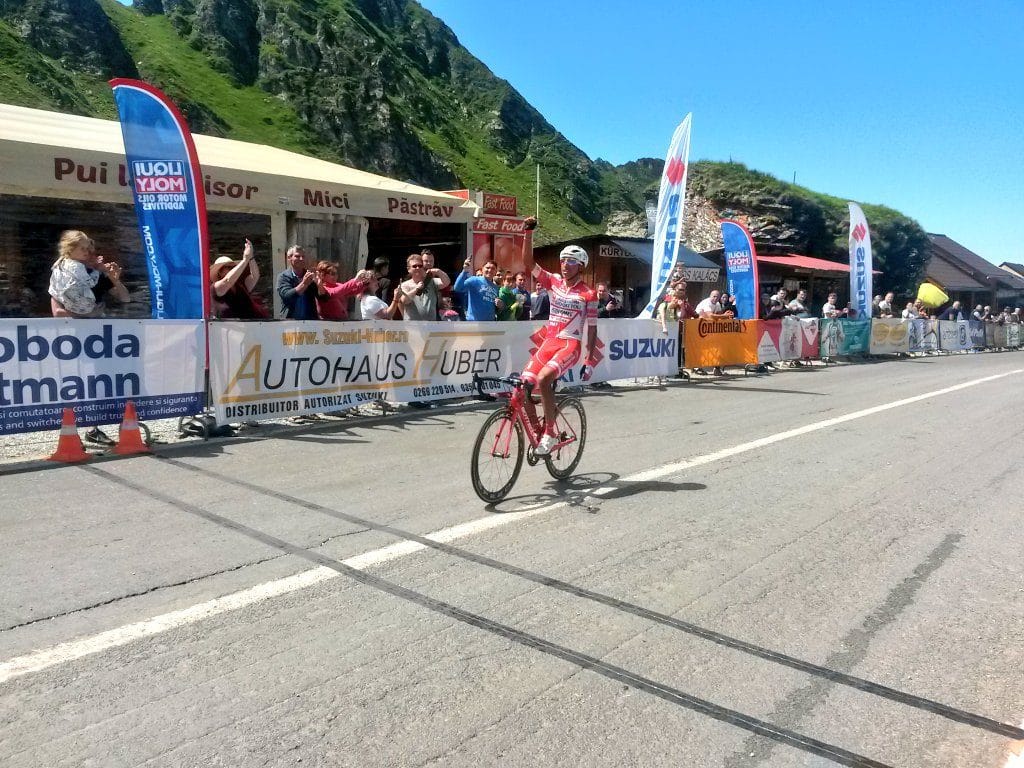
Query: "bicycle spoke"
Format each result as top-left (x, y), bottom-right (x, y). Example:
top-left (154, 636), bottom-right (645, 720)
top-left (472, 408), bottom-right (524, 502)
top-left (545, 398), bottom-right (587, 480)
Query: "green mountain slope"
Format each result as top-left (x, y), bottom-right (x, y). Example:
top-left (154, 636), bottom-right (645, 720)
top-left (688, 161), bottom-right (929, 293)
top-left (0, 0), bottom-right (928, 287)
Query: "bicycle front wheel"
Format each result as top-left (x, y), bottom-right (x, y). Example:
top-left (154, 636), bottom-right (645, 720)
top-left (544, 397), bottom-right (587, 480)
top-left (471, 407), bottom-right (525, 503)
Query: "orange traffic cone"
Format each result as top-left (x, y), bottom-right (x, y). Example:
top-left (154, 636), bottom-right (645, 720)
top-left (114, 401), bottom-right (150, 456)
top-left (48, 408), bottom-right (91, 463)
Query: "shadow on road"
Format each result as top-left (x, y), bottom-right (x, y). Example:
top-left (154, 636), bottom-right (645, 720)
top-left (689, 384), bottom-right (828, 396)
top-left (488, 471), bottom-right (708, 514)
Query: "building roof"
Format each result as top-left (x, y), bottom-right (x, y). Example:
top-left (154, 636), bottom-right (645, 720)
top-left (756, 253), bottom-right (882, 275)
top-left (928, 233), bottom-right (1024, 291)
top-left (608, 238), bottom-right (720, 270)
top-left (925, 249), bottom-right (989, 291)
top-left (999, 262), bottom-right (1024, 279)
top-left (0, 103), bottom-right (477, 223)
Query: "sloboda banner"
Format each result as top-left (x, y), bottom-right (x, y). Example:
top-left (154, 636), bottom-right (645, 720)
top-left (938, 320), bottom-right (971, 352)
top-left (0, 319), bottom-right (204, 435)
top-left (869, 318), bottom-right (911, 355)
top-left (848, 203), bottom-right (873, 320)
top-left (209, 320), bottom-right (678, 424)
top-left (639, 114), bottom-right (692, 318)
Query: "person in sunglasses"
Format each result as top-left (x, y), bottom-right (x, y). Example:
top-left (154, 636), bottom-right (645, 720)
top-left (396, 252), bottom-right (451, 321)
top-left (519, 217), bottom-right (600, 455)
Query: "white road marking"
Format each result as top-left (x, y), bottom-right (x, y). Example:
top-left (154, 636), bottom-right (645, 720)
top-left (603, 368), bottom-right (1024, 486)
top-left (1, 368), bottom-right (1020, 683)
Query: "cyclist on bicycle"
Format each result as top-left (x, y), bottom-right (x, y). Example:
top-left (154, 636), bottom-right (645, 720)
top-left (520, 217), bottom-right (600, 455)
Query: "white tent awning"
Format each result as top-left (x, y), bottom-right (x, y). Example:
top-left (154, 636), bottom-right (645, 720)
top-left (0, 103), bottom-right (478, 223)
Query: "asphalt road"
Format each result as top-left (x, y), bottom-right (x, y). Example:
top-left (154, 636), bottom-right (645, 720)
top-left (2, 352), bottom-right (1023, 767)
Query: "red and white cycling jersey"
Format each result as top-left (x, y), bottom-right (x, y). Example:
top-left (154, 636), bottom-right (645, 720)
top-left (535, 268), bottom-right (598, 341)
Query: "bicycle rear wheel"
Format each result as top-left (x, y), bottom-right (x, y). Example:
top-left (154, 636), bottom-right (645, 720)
top-left (471, 407), bottom-right (525, 503)
top-left (544, 397), bottom-right (587, 480)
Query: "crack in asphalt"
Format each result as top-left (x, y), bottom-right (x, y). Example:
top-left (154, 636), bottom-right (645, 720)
top-left (0, 552), bottom-right (287, 634)
top-left (722, 532), bottom-right (964, 768)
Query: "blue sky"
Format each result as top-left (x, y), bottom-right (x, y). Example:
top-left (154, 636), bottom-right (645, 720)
top-left (112, 0), bottom-right (1022, 263)
top-left (418, 0), bottom-right (1024, 264)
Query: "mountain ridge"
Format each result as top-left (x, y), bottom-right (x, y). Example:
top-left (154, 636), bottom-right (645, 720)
top-left (0, 0), bottom-right (928, 290)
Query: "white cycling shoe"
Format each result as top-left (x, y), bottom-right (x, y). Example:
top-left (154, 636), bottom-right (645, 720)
top-left (534, 432), bottom-right (559, 456)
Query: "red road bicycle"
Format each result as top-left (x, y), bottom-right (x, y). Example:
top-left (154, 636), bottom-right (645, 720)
top-left (470, 373), bottom-right (587, 503)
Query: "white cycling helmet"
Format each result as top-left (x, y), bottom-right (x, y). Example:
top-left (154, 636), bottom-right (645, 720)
top-left (559, 244), bottom-right (589, 267)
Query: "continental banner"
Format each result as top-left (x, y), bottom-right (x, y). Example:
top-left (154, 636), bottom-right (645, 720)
top-left (938, 320), bottom-right (971, 352)
top-left (869, 318), bottom-right (911, 355)
top-left (821, 319), bottom-right (870, 357)
top-left (756, 320), bottom-right (782, 363)
top-left (0, 319), bottom-right (204, 435)
top-left (910, 319), bottom-right (938, 353)
top-left (209, 319), bottom-right (678, 423)
top-left (683, 317), bottom-right (758, 367)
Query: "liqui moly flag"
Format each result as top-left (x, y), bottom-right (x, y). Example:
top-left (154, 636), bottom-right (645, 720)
top-left (110, 79), bottom-right (209, 319)
top-left (721, 220), bottom-right (760, 319)
top-left (638, 114), bottom-right (692, 318)
top-left (848, 203), bottom-right (873, 320)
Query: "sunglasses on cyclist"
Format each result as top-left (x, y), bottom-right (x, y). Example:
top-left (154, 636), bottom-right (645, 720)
top-left (560, 257), bottom-right (582, 266)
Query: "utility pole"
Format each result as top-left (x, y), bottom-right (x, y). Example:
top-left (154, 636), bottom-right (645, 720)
top-left (535, 164), bottom-right (540, 220)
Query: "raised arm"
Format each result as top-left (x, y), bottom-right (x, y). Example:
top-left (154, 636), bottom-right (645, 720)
top-left (214, 244), bottom-right (254, 298)
top-left (429, 268), bottom-right (451, 290)
top-left (453, 258), bottom-right (474, 293)
top-left (242, 240), bottom-right (259, 292)
top-left (102, 261), bottom-right (130, 304)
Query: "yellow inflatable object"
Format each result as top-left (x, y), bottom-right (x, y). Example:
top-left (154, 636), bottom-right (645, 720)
top-left (917, 283), bottom-right (949, 308)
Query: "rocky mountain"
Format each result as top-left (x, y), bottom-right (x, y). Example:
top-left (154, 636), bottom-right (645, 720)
top-left (0, 0), bottom-right (928, 288)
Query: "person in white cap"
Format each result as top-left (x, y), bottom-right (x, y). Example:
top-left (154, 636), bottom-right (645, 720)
top-left (518, 218), bottom-right (600, 455)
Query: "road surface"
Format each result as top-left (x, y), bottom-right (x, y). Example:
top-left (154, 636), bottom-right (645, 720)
top-left (1, 353), bottom-right (1022, 767)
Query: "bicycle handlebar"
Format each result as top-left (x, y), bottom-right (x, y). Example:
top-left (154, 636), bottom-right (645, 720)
top-left (472, 373), bottom-right (531, 401)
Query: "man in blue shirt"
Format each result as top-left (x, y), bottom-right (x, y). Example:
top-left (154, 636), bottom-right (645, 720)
top-left (453, 257), bottom-right (499, 321)
top-left (277, 244), bottom-right (318, 319)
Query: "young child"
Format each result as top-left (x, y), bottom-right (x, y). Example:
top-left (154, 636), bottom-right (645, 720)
top-left (49, 230), bottom-right (104, 316)
top-left (496, 271), bottom-right (519, 321)
top-left (440, 295), bottom-right (461, 321)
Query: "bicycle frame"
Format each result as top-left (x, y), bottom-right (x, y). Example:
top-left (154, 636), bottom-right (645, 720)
top-left (470, 373), bottom-right (588, 502)
top-left (473, 374), bottom-right (576, 456)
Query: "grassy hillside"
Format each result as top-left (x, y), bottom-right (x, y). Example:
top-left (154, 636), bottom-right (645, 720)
top-left (690, 161), bottom-right (930, 292)
top-left (0, 18), bottom-right (115, 116)
top-left (0, 0), bottom-right (928, 285)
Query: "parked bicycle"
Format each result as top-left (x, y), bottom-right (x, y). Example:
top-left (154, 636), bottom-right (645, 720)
top-left (470, 372), bottom-right (587, 503)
